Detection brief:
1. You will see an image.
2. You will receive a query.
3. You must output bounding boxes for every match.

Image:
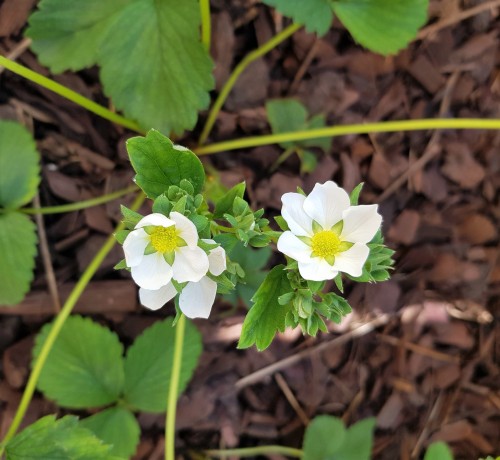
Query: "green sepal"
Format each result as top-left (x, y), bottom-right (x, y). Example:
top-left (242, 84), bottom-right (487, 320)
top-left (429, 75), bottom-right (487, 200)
top-left (350, 182), bottom-right (364, 206)
top-left (333, 274), bottom-right (343, 293)
top-left (163, 251), bottom-right (175, 265)
top-left (121, 205), bottom-right (142, 230)
top-left (114, 259), bottom-right (128, 270)
top-left (114, 229), bottom-right (130, 245)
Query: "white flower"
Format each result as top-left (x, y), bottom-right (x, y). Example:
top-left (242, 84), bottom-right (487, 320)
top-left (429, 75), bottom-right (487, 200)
top-left (138, 240), bottom-right (227, 319)
top-left (123, 212), bottom-right (209, 290)
top-left (277, 181), bottom-right (382, 281)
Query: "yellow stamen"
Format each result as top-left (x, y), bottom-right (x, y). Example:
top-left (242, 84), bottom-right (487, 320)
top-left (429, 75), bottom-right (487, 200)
top-left (150, 226), bottom-right (178, 253)
top-left (311, 230), bottom-right (342, 258)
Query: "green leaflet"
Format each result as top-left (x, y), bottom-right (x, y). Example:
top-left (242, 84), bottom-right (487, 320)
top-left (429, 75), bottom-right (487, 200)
top-left (424, 442), bottom-right (454, 460)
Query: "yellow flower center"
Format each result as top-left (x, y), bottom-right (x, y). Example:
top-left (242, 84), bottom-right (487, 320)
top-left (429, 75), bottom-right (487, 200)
top-left (311, 230), bottom-right (342, 258)
top-left (150, 226), bottom-right (178, 253)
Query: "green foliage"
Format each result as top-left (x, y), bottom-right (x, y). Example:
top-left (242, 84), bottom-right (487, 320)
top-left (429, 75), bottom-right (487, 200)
top-left (26, 0), bottom-right (213, 134)
top-left (238, 265), bottom-right (293, 351)
top-left (424, 442), bottom-right (454, 460)
top-left (303, 416), bottom-right (375, 460)
top-left (33, 316), bottom-right (125, 409)
top-left (127, 130), bottom-right (205, 199)
top-left (123, 317), bottom-right (202, 412)
top-left (5, 415), bottom-right (118, 460)
top-left (213, 182), bottom-right (246, 219)
top-left (81, 407), bottom-right (140, 459)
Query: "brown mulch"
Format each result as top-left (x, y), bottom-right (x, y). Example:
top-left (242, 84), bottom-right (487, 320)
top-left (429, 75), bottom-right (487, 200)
top-left (0, 0), bottom-right (499, 459)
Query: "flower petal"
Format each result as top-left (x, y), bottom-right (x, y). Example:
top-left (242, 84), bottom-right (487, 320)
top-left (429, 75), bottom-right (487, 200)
top-left (170, 211), bottom-right (199, 247)
top-left (298, 258), bottom-right (338, 281)
top-left (136, 213), bottom-right (174, 229)
top-left (281, 192), bottom-right (314, 237)
top-left (332, 242), bottom-right (369, 277)
top-left (208, 246), bottom-right (226, 276)
top-left (123, 228), bottom-right (149, 267)
top-left (179, 277), bottom-right (217, 319)
top-left (139, 283), bottom-right (177, 311)
top-left (340, 204), bottom-right (382, 244)
top-left (172, 246), bottom-right (209, 283)
top-left (277, 231), bottom-right (312, 263)
top-left (131, 252), bottom-right (173, 289)
top-left (303, 181), bottom-right (350, 229)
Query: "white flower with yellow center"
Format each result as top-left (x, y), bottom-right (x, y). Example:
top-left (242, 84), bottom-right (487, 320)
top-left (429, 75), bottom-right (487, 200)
top-left (123, 212), bottom-right (209, 290)
top-left (277, 181), bottom-right (382, 281)
top-left (138, 240), bottom-right (227, 319)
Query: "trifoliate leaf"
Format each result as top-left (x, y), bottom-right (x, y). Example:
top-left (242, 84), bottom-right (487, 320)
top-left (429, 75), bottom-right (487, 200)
top-left (238, 265), bottom-right (293, 351)
top-left (27, 0), bottom-right (214, 134)
top-left (33, 316), bottom-right (125, 409)
top-left (123, 317), bottom-right (202, 412)
top-left (424, 442), bottom-right (454, 460)
top-left (81, 407), bottom-right (140, 459)
top-left (127, 130), bottom-right (205, 199)
top-left (303, 416), bottom-right (346, 460)
top-left (5, 415), bottom-right (119, 460)
top-left (0, 121), bottom-right (40, 209)
top-left (0, 212), bottom-right (37, 305)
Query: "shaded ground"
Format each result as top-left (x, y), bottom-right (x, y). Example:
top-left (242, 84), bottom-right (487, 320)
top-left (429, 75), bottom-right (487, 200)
top-left (0, 0), bottom-right (499, 458)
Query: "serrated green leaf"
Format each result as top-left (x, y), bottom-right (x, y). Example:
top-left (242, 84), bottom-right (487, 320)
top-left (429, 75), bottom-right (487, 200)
top-left (33, 316), bottom-right (125, 409)
top-left (27, 0), bottom-right (214, 134)
top-left (127, 130), bottom-right (205, 199)
top-left (5, 415), bottom-right (118, 460)
top-left (238, 265), bottom-right (293, 351)
top-left (0, 212), bottom-right (37, 305)
top-left (0, 121), bottom-right (40, 209)
top-left (213, 182), bottom-right (246, 219)
top-left (81, 407), bottom-right (140, 459)
top-left (334, 417), bottom-right (376, 460)
top-left (424, 442), bottom-right (454, 460)
top-left (123, 317), bottom-right (202, 412)
top-left (303, 415), bottom-right (346, 460)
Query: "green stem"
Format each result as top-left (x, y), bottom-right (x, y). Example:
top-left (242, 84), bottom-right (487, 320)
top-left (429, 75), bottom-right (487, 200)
top-left (200, 0), bottom-right (211, 51)
top-left (165, 313), bottom-right (186, 460)
top-left (0, 55), bottom-right (143, 133)
top-left (205, 446), bottom-right (303, 458)
top-left (0, 192), bottom-right (146, 453)
top-left (271, 146), bottom-right (296, 171)
top-left (198, 23), bottom-right (302, 145)
top-left (194, 118), bottom-right (500, 155)
top-left (16, 185), bottom-right (139, 215)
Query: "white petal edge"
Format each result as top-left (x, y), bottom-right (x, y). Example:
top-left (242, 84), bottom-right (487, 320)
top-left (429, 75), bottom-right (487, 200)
top-left (340, 204), bottom-right (382, 244)
top-left (136, 213), bottom-right (174, 229)
top-left (281, 192), bottom-right (313, 237)
top-left (303, 181), bottom-right (350, 229)
top-left (131, 252), bottom-right (173, 290)
top-left (277, 231), bottom-right (312, 263)
top-left (172, 246), bottom-right (210, 283)
top-left (179, 277), bottom-right (217, 319)
top-left (139, 283), bottom-right (177, 311)
top-left (332, 242), bottom-right (369, 277)
top-left (298, 258), bottom-right (338, 281)
top-left (123, 228), bottom-right (149, 267)
top-left (170, 211), bottom-right (199, 247)
top-left (208, 246), bottom-right (226, 276)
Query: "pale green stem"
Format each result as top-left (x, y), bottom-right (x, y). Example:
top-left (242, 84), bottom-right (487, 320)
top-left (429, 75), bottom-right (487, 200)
top-left (205, 446), bottom-right (304, 458)
top-left (194, 118), bottom-right (500, 156)
top-left (271, 146), bottom-right (296, 171)
top-left (0, 192), bottom-right (146, 454)
top-left (0, 55), bottom-right (143, 133)
top-left (198, 23), bottom-right (302, 145)
top-left (200, 0), bottom-right (212, 51)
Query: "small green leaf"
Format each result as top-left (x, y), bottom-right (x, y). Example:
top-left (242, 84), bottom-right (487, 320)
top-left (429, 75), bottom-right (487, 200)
top-left (335, 417), bottom-right (376, 460)
top-left (303, 416), bottom-right (346, 460)
top-left (238, 265), bottom-right (293, 351)
top-left (33, 316), bottom-right (125, 409)
top-left (123, 317), bottom-right (202, 412)
top-left (81, 407), bottom-right (140, 459)
top-left (213, 182), bottom-right (246, 219)
top-left (349, 182), bottom-right (364, 206)
top-left (120, 205), bottom-right (142, 230)
top-left (127, 130), bottom-right (205, 199)
top-left (5, 415), bottom-right (118, 460)
top-left (267, 99), bottom-right (308, 149)
top-left (0, 212), bottom-right (37, 305)
top-left (152, 194), bottom-right (173, 216)
top-left (0, 121), bottom-right (40, 209)
top-left (424, 442), bottom-right (454, 460)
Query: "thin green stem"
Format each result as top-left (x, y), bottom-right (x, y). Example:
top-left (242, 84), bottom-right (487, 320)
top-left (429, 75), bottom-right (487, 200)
top-left (205, 446), bottom-right (303, 458)
top-left (200, 0), bottom-right (211, 51)
top-left (165, 314), bottom-right (186, 460)
top-left (0, 55), bottom-right (143, 133)
top-left (194, 118), bottom-right (500, 156)
top-left (271, 146), bottom-right (296, 171)
top-left (198, 23), bottom-right (302, 145)
top-left (16, 185), bottom-right (139, 215)
top-left (0, 192), bottom-right (146, 452)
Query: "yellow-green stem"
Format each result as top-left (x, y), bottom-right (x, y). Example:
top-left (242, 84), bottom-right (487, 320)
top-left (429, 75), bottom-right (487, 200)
top-left (165, 314), bottom-right (186, 460)
top-left (16, 185), bottom-right (139, 215)
top-left (0, 55), bottom-right (143, 133)
top-left (205, 446), bottom-right (303, 458)
top-left (198, 23), bottom-right (302, 145)
top-left (0, 192), bottom-right (146, 452)
top-left (200, 0), bottom-right (211, 51)
top-left (194, 118), bottom-right (500, 155)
